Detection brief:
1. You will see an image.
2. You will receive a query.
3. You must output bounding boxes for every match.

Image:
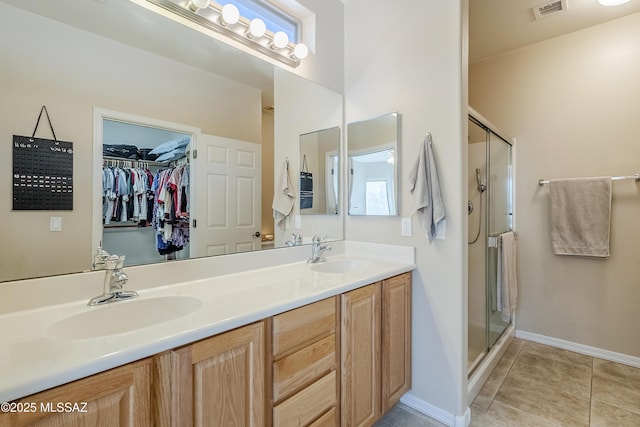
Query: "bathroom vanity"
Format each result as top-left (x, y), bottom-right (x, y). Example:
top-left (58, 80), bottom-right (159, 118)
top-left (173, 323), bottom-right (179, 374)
top-left (0, 242), bottom-right (414, 426)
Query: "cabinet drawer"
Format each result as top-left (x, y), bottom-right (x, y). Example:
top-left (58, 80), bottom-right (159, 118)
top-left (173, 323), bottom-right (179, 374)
top-left (310, 407), bottom-right (337, 427)
top-left (273, 334), bottom-right (336, 402)
top-left (273, 297), bottom-right (336, 357)
top-left (273, 370), bottom-right (336, 427)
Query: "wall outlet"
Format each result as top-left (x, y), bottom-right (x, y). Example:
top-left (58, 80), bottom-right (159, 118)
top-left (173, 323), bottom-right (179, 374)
top-left (401, 217), bottom-right (412, 237)
top-left (294, 215), bottom-right (302, 229)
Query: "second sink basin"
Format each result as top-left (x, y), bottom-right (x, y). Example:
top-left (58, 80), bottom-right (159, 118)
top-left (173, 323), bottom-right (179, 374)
top-left (46, 296), bottom-right (203, 340)
top-left (310, 259), bottom-right (375, 274)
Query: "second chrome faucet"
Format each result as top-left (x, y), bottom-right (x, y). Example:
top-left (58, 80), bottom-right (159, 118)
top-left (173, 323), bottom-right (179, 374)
top-left (308, 235), bottom-right (331, 264)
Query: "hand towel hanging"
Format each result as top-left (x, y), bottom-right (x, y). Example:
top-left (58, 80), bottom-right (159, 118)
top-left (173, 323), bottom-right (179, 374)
top-left (409, 133), bottom-right (446, 242)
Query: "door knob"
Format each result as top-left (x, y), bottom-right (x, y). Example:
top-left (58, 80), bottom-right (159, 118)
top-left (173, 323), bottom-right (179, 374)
top-left (253, 231), bottom-right (261, 238)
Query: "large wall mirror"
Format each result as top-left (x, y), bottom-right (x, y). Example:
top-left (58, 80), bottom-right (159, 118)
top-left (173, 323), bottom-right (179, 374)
top-left (347, 113), bottom-right (399, 216)
top-left (0, 0), bottom-right (343, 282)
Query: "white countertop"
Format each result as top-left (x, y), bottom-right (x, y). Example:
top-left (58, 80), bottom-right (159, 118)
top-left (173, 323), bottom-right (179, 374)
top-left (0, 241), bottom-right (414, 402)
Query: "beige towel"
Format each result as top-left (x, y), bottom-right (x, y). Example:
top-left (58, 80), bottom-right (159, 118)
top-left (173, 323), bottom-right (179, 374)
top-left (550, 177), bottom-right (612, 257)
top-left (272, 161), bottom-right (295, 229)
top-left (498, 231), bottom-right (517, 322)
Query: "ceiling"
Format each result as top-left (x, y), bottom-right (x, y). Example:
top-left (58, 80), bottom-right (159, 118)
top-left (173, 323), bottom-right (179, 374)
top-left (5, 0), bottom-right (640, 81)
top-left (469, 0), bottom-right (640, 63)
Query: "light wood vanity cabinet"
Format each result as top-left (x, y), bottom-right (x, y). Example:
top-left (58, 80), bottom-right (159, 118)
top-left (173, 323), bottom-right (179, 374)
top-left (381, 273), bottom-right (412, 412)
top-left (154, 321), bottom-right (266, 427)
top-left (0, 358), bottom-right (153, 426)
top-left (3, 272), bottom-right (411, 427)
top-left (341, 272), bottom-right (412, 427)
top-left (270, 296), bottom-right (340, 427)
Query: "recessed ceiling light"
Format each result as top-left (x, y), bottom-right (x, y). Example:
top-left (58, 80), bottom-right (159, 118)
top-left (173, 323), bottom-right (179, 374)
top-left (598, 0), bottom-right (630, 6)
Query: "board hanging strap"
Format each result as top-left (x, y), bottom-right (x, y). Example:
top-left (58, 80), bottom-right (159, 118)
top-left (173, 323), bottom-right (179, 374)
top-left (302, 155), bottom-right (309, 172)
top-left (31, 105), bottom-right (58, 142)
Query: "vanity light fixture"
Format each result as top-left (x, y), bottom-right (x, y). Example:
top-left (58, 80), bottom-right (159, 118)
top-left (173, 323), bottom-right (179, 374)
top-left (598, 0), bottom-right (630, 5)
top-left (247, 18), bottom-right (266, 38)
top-left (292, 42), bottom-right (309, 60)
top-left (146, 0), bottom-right (309, 68)
top-left (220, 3), bottom-right (240, 25)
top-left (271, 31), bottom-right (289, 49)
top-left (188, 0), bottom-right (210, 12)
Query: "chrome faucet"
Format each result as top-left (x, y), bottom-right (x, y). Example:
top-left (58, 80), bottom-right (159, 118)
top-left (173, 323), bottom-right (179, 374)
top-left (285, 233), bottom-right (303, 247)
top-left (88, 254), bottom-right (138, 306)
top-left (308, 235), bottom-right (331, 264)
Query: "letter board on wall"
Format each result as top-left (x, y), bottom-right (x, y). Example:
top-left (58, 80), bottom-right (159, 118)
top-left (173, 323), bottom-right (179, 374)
top-left (12, 135), bottom-right (74, 210)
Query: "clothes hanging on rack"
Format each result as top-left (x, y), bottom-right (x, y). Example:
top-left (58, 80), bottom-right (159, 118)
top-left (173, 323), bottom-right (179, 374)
top-left (102, 162), bottom-right (154, 225)
top-left (151, 164), bottom-right (190, 256)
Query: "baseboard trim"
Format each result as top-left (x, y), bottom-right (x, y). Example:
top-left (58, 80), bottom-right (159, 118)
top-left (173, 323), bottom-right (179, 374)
top-left (400, 393), bottom-right (471, 427)
top-left (515, 329), bottom-right (640, 368)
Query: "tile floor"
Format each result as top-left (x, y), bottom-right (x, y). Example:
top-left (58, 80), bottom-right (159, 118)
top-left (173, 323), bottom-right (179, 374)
top-left (375, 338), bottom-right (640, 426)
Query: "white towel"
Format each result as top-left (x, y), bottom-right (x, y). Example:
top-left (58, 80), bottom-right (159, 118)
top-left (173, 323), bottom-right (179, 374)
top-left (498, 231), bottom-right (517, 322)
top-left (272, 161), bottom-right (295, 229)
top-left (409, 134), bottom-right (446, 242)
top-left (549, 177), bottom-right (612, 257)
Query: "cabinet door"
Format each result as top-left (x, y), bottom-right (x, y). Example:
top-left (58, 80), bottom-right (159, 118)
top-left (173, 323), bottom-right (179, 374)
top-left (341, 283), bottom-right (381, 427)
top-left (382, 273), bottom-right (412, 412)
top-left (0, 358), bottom-right (152, 427)
top-left (158, 321), bottom-right (265, 427)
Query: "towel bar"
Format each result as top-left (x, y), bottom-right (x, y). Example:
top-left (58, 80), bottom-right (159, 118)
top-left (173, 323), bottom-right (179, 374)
top-left (538, 174), bottom-right (640, 186)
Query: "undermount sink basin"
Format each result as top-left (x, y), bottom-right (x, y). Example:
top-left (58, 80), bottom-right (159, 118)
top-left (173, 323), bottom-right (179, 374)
top-left (310, 260), bottom-right (375, 274)
top-left (46, 296), bottom-right (203, 340)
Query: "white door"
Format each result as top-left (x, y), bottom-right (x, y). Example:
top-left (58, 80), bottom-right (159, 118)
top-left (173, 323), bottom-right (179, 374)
top-left (192, 134), bottom-right (262, 257)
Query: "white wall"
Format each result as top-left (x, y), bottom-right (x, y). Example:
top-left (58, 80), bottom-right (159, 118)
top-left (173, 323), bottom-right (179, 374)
top-left (470, 13), bottom-right (640, 358)
top-left (345, 0), bottom-right (468, 421)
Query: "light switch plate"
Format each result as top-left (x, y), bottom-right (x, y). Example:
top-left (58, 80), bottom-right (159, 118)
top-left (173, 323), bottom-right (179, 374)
top-left (50, 217), bottom-right (62, 232)
top-left (401, 217), bottom-right (412, 237)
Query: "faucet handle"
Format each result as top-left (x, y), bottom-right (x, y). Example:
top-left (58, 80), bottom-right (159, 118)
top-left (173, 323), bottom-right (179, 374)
top-left (93, 247), bottom-right (111, 270)
top-left (105, 254), bottom-right (126, 270)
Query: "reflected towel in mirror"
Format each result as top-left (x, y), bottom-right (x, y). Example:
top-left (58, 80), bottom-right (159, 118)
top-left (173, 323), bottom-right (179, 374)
top-left (272, 160), bottom-right (295, 229)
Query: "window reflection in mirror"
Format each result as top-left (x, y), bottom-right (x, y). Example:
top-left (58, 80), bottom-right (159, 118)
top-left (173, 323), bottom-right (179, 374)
top-left (299, 127), bottom-right (340, 215)
top-left (347, 113), bottom-right (399, 216)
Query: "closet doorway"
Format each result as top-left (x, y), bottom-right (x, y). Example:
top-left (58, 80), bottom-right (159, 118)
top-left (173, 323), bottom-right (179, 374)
top-left (93, 108), bottom-right (263, 267)
top-left (93, 108), bottom-right (199, 266)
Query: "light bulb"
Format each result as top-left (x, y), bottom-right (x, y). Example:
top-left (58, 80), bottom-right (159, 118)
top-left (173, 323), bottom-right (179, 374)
top-left (221, 3), bottom-right (240, 25)
top-left (188, 0), bottom-right (210, 11)
top-left (272, 31), bottom-right (289, 49)
top-left (292, 43), bottom-right (309, 60)
top-left (248, 18), bottom-right (266, 38)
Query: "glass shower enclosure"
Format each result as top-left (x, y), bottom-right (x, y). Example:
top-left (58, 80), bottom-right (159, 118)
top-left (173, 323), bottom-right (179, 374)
top-left (467, 109), bottom-right (513, 375)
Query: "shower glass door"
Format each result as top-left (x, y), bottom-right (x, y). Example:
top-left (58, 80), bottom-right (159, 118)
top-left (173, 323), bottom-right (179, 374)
top-left (486, 130), bottom-right (512, 348)
top-left (467, 118), bottom-right (487, 372)
top-left (468, 112), bottom-right (513, 375)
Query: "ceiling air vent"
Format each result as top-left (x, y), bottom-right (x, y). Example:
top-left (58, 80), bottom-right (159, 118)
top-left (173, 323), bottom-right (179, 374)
top-left (533, 0), bottom-right (568, 20)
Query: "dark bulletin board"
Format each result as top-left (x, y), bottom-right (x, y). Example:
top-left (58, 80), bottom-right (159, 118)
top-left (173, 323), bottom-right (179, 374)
top-left (12, 135), bottom-right (74, 210)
